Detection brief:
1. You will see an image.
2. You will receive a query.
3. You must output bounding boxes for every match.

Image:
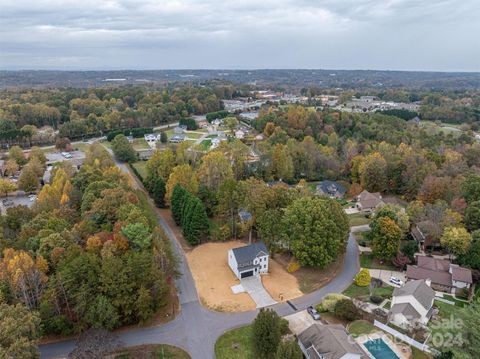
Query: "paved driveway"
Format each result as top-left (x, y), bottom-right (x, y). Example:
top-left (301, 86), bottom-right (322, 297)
top-left (284, 310), bottom-right (318, 334)
top-left (241, 276), bottom-right (277, 308)
top-left (369, 269), bottom-right (406, 287)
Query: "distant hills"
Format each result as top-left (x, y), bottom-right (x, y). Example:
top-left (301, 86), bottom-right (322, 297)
top-left (1, 69), bottom-right (479, 90)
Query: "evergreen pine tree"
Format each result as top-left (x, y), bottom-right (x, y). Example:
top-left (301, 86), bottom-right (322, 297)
top-left (181, 195), bottom-right (196, 239)
top-left (171, 184), bottom-right (187, 224)
top-left (275, 339), bottom-right (302, 359)
top-left (186, 200), bottom-right (209, 245)
top-left (152, 177), bottom-right (166, 208)
top-left (252, 309), bottom-right (282, 358)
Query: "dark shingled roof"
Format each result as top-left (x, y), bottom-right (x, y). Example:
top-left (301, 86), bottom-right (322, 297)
top-left (390, 302), bottom-right (421, 319)
top-left (407, 256), bottom-right (473, 286)
top-left (231, 242), bottom-right (268, 266)
top-left (298, 324), bottom-right (369, 359)
top-left (393, 279), bottom-right (435, 311)
top-left (316, 180), bottom-right (346, 197)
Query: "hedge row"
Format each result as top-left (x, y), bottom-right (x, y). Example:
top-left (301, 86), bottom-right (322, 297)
top-left (107, 127), bottom-right (153, 141)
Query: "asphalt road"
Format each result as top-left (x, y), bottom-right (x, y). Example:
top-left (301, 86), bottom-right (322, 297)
top-left (39, 150), bottom-right (361, 359)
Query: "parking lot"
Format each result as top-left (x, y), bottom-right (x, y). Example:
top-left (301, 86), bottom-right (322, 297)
top-left (45, 150), bottom-right (85, 164)
top-left (1, 195), bottom-right (35, 214)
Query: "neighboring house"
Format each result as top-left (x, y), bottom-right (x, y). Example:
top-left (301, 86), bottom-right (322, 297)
top-left (410, 223), bottom-right (426, 249)
top-left (169, 134), bottom-right (185, 143)
top-left (356, 190), bottom-right (384, 212)
top-left (228, 242), bottom-right (269, 279)
top-left (42, 166), bottom-right (53, 185)
top-left (235, 129), bottom-right (245, 139)
top-left (136, 149), bottom-right (153, 160)
top-left (316, 180), bottom-right (346, 199)
top-left (298, 324), bottom-right (369, 359)
top-left (388, 279), bottom-right (435, 328)
top-left (174, 126), bottom-right (187, 134)
top-left (408, 116), bottom-right (421, 125)
top-left (406, 255), bottom-right (473, 293)
top-left (238, 210), bottom-right (252, 223)
top-left (144, 134), bottom-right (160, 142)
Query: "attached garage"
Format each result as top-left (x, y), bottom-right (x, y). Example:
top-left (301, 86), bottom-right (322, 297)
top-left (240, 270), bottom-right (254, 278)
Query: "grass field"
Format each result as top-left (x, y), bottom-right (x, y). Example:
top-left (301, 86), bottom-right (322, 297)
top-left (72, 142), bottom-right (91, 152)
top-left (132, 138), bottom-right (151, 150)
top-left (348, 212), bottom-right (371, 226)
top-left (359, 253), bottom-right (397, 271)
top-left (347, 320), bottom-right (376, 336)
top-left (343, 283), bottom-right (394, 302)
top-left (132, 161), bottom-right (148, 180)
top-left (215, 325), bottom-right (254, 359)
top-left (199, 139), bottom-right (212, 150)
top-left (114, 344), bottom-right (190, 359)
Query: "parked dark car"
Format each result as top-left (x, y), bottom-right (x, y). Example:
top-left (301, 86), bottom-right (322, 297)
top-left (307, 306), bottom-right (321, 320)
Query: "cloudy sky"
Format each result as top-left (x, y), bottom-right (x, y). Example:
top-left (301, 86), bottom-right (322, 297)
top-left (1, 0), bottom-right (479, 71)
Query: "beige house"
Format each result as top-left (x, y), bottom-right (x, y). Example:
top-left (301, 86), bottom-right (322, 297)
top-left (356, 190), bottom-right (384, 212)
top-left (389, 279), bottom-right (435, 329)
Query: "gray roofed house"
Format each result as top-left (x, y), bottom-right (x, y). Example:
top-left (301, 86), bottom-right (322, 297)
top-left (356, 190), bottom-right (384, 212)
top-left (238, 209), bottom-right (252, 223)
top-left (298, 324), bottom-right (368, 359)
top-left (228, 242), bottom-right (269, 279)
top-left (389, 279), bottom-right (435, 328)
top-left (169, 134), bottom-right (186, 143)
top-left (406, 255), bottom-right (473, 293)
top-left (316, 180), bottom-right (346, 199)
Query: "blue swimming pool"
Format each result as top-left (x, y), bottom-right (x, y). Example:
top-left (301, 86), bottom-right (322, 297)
top-left (363, 338), bottom-right (400, 359)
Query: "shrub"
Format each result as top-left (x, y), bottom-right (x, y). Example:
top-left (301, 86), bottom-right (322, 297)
top-left (370, 295), bottom-right (383, 304)
top-left (179, 118), bottom-right (198, 130)
top-left (334, 299), bottom-right (360, 321)
top-left (279, 318), bottom-right (290, 335)
top-left (315, 303), bottom-right (326, 313)
top-left (355, 268), bottom-right (371, 287)
top-left (287, 260), bottom-right (300, 273)
top-left (321, 293), bottom-right (348, 312)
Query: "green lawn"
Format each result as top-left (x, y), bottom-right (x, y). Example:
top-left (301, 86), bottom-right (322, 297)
top-left (348, 212), bottom-right (371, 226)
top-left (100, 139), bottom-right (112, 149)
top-left (343, 283), bottom-right (394, 302)
top-left (199, 139), bottom-right (212, 150)
top-left (184, 131), bottom-right (204, 139)
top-left (215, 325), bottom-right (254, 359)
top-left (347, 320), bottom-right (376, 337)
top-left (132, 138), bottom-right (151, 150)
top-left (433, 299), bottom-right (464, 319)
top-left (72, 142), bottom-right (91, 152)
top-left (114, 344), bottom-right (190, 359)
top-left (132, 161), bottom-right (148, 180)
top-left (359, 253), bottom-right (397, 271)
top-left (441, 295), bottom-right (467, 307)
top-left (412, 347), bottom-right (432, 359)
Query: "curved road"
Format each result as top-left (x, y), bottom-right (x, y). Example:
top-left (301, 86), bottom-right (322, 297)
top-left (39, 153), bottom-right (362, 359)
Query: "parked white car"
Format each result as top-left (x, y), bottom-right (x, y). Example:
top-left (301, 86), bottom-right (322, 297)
top-left (389, 276), bottom-right (403, 286)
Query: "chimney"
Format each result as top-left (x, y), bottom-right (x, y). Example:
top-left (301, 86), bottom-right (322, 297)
top-left (425, 278), bottom-right (431, 287)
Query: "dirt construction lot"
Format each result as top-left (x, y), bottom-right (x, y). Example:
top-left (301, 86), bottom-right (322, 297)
top-left (186, 241), bottom-right (302, 312)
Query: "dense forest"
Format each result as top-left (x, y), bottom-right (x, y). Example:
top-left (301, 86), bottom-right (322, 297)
top-left (0, 85), bottom-right (223, 145)
top-left (0, 144), bottom-right (177, 340)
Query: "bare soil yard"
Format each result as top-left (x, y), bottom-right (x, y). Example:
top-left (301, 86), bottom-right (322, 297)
top-left (186, 241), bottom-right (302, 312)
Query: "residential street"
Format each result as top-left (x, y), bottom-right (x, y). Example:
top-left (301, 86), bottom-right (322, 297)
top-left (39, 150), bottom-right (360, 359)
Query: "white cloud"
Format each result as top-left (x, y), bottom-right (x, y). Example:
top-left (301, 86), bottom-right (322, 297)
top-left (0, 0), bottom-right (479, 70)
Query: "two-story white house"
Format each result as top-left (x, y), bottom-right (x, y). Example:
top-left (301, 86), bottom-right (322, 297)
top-left (388, 279), bottom-right (435, 329)
top-left (228, 242), bottom-right (269, 279)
